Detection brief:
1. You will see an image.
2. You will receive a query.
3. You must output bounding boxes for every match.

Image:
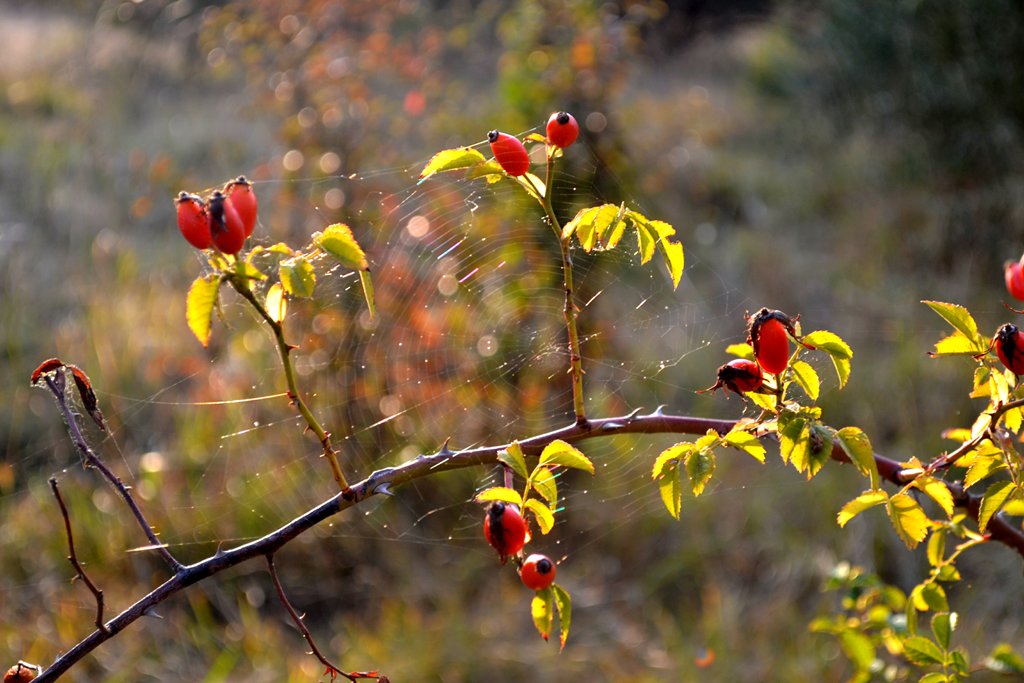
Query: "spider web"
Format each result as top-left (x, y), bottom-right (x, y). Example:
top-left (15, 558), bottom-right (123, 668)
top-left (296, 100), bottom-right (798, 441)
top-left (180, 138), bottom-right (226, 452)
top-left (100, 134), bottom-right (767, 561)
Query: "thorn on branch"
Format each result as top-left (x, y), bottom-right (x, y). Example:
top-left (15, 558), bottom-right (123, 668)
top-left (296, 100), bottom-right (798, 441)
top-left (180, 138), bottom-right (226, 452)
top-left (49, 478), bottom-right (108, 634)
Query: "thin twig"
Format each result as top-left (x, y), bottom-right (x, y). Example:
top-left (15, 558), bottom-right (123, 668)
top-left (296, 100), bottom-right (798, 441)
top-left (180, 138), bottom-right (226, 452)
top-left (32, 410), bottom-right (1024, 681)
top-left (541, 152), bottom-right (587, 426)
top-left (42, 374), bottom-right (181, 571)
top-left (49, 478), bottom-right (108, 634)
top-left (266, 554), bottom-right (350, 682)
top-left (227, 275), bottom-right (350, 492)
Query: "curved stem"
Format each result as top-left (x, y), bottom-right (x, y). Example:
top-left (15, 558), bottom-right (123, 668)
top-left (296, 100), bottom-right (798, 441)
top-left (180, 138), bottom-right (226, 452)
top-left (541, 152), bottom-right (587, 426)
top-left (227, 275), bottom-right (349, 491)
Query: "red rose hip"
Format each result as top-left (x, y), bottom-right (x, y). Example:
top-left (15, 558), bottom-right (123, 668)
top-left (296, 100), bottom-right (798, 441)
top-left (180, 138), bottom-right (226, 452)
top-left (520, 553), bottom-right (556, 591)
top-left (225, 176), bottom-right (258, 237)
top-left (483, 501), bottom-right (527, 563)
top-left (175, 192), bottom-right (212, 250)
top-left (747, 308), bottom-right (806, 375)
top-left (700, 358), bottom-right (764, 397)
top-left (546, 111), bottom-right (579, 148)
top-left (1006, 261), bottom-right (1024, 301)
top-left (207, 190), bottom-right (246, 254)
top-left (487, 130), bottom-right (530, 177)
top-left (994, 323), bottom-right (1024, 375)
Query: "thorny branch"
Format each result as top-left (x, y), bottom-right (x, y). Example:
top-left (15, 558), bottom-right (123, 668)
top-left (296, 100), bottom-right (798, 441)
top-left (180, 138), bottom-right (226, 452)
top-left (26, 405), bottom-right (1024, 680)
top-left (49, 478), bottom-right (107, 634)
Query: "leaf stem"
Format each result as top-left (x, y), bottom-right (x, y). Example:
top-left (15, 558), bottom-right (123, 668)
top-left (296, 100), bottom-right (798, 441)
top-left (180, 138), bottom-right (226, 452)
top-left (228, 275), bottom-right (349, 492)
top-left (541, 151), bottom-right (587, 426)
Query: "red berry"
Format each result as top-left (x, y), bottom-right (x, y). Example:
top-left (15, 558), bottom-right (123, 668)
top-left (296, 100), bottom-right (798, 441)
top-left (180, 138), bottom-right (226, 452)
top-left (483, 501), bottom-right (527, 563)
top-left (208, 190), bottom-right (246, 254)
top-left (747, 308), bottom-right (799, 375)
top-left (546, 111), bottom-right (579, 148)
top-left (994, 323), bottom-right (1024, 375)
top-left (1006, 261), bottom-right (1024, 301)
top-left (175, 192), bottom-right (212, 250)
top-left (487, 130), bottom-right (530, 177)
top-left (520, 553), bottom-right (556, 591)
top-left (225, 176), bottom-right (258, 237)
top-left (700, 358), bottom-right (763, 397)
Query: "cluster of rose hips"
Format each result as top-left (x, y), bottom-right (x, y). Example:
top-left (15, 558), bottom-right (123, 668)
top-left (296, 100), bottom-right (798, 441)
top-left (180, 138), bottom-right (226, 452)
top-left (703, 307), bottom-right (811, 397)
top-left (486, 111), bottom-right (580, 177)
top-left (483, 501), bottom-right (556, 591)
top-left (175, 176), bottom-right (258, 254)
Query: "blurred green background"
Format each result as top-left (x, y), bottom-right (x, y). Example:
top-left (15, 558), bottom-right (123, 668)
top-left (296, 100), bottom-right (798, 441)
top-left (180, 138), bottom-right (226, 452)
top-left (2, 1), bottom-right (1024, 680)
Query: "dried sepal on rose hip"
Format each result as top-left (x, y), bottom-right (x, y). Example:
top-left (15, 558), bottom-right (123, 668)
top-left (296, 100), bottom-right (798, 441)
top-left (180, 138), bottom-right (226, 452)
top-left (699, 358), bottom-right (764, 397)
top-left (4, 662), bottom-right (39, 683)
top-left (483, 501), bottom-right (527, 564)
top-left (487, 130), bottom-right (530, 177)
top-left (746, 308), bottom-right (814, 375)
top-left (545, 111), bottom-right (579, 149)
top-left (520, 553), bottom-right (556, 591)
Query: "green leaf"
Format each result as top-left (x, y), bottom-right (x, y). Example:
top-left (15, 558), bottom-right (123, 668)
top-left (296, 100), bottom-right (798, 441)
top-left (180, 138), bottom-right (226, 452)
top-left (625, 210), bottom-right (684, 288)
top-left (562, 204), bottom-right (625, 252)
top-left (911, 581), bottom-right (948, 612)
top-left (790, 360), bottom-right (820, 401)
top-left (525, 498), bottom-right (555, 534)
top-left (474, 487), bottom-right (522, 506)
top-left (839, 630), bottom-right (876, 671)
top-left (529, 467), bottom-right (558, 505)
top-left (185, 274), bottom-right (221, 347)
top-left (538, 440), bottom-right (594, 474)
top-left (837, 489), bottom-right (889, 527)
top-left (353, 269), bottom-right (376, 319)
top-left (806, 425), bottom-right (834, 479)
top-left (837, 426), bottom-right (880, 489)
top-left (912, 476), bottom-right (954, 519)
top-left (464, 159), bottom-right (505, 182)
top-left (887, 493), bottom-right (932, 549)
top-left (279, 256), bottom-right (316, 298)
top-left (419, 147), bottom-right (487, 180)
top-left (802, 330), bottom-right (853, 388)
top-left (922, 300), bottom-right (983, 345)
top-left (552, 583), bottom-right (572, 650)
top-left (931, 612), bottom-right (955, 650)
top-left (233, 260), bottom-right (267, 283)
top-left (685, 448), bottom-right (715, 497)
top-left (531, 587), bottom-right (554, 642)
top-left (932, 332), bottom-right (987, 356)
top-left (656, 463), bottom-right (682, 520)
top-left (926, 530), bottom-right (946, 568)
top-left (725, 343), bottom-right (755, 360)
top-left (917, 672), bottom-right (948, 683)
top-left (985, 643), bottom-right (1024, 674)
top-left (949, 650), bottom-right (969, 676)
top-left (747, 389), bottom-right (777, 412)
top-left (979, 480), bottom-right (1015, 532)
top-left (903, 636), bottom-right (945, 666)
top-left (265, 282), bottom-right (287, 323)
top-left (497, 441), bottom-right (529, 481)
top-left (313, 223), bottom-right (369, 271)
top-left (778, 415), bottom-right (807, 466)
top-left (653, 442), bottom-right (692, 480)
top-left (723, 429), bottom-right (766, 463)
top-left (964, 453), bottom-right (1006, 489)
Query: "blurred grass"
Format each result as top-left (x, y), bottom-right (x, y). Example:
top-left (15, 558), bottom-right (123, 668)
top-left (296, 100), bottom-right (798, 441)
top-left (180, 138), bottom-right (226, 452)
top-left (2, 1), bottom-right (1023, 681)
